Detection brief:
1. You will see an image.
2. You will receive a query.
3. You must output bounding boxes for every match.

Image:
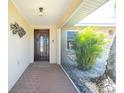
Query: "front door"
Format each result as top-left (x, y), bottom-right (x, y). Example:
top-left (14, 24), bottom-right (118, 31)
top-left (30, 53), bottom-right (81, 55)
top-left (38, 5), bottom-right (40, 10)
top-left (34, 29), bottom-right (49, 61)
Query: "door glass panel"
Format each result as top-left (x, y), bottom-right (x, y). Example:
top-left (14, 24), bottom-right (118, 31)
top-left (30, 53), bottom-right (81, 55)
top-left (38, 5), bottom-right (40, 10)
top-left (40, 35), bottom-right (43, 56)
top-left (44, 33), bottom-right (48, 56)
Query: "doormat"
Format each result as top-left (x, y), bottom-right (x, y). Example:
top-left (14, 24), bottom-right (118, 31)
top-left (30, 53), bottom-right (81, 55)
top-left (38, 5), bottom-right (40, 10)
top-left (31, 62), bottom-right (50, 68)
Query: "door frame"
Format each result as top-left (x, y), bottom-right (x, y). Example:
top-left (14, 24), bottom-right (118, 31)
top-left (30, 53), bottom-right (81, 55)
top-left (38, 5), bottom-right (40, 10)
top-left (34, 29), bottom-right (50, 62)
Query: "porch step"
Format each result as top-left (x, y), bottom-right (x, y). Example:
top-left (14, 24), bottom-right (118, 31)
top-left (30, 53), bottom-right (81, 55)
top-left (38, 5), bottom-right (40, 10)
top-left (31, 62), bottom-right (50, 68)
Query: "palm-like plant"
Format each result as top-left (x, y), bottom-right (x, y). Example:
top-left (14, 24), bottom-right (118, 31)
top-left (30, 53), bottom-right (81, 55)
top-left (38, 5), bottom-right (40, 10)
top-left (72, 27), bottom-right (107, 70)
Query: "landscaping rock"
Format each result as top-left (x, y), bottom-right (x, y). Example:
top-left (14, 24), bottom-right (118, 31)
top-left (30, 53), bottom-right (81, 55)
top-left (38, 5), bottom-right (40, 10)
top-left (96, 76), bottom-right (116, 93)
top-left (106, 37), bottom-right (116, 82)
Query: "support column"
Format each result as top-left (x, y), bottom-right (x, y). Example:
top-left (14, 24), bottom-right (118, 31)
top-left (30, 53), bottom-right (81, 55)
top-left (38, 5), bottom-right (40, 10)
top-left (56, 28), bottom-right (61, 64)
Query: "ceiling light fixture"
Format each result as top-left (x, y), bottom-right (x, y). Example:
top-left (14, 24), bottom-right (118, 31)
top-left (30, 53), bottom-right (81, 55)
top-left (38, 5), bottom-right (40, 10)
top-left (39, 7), bottom-right (43, 16)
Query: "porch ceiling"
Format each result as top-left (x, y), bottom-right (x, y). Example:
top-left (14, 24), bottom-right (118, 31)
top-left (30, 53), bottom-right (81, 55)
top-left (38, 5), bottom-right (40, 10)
top-left (11, 0), bottom-right (110, 27)
top-left (11, 0), bottom-right (73, 25)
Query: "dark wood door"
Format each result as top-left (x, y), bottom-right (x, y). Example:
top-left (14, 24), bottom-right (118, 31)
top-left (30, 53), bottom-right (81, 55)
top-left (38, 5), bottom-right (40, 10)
top-left (34, 29), bottom-right (49, 61)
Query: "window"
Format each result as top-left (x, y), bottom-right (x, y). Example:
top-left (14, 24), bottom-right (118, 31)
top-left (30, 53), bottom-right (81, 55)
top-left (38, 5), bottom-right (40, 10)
top-left (67, 31), bottom-right (77, 50)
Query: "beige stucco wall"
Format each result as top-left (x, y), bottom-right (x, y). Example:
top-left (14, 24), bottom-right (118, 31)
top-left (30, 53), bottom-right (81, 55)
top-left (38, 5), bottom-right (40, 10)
top-left (8, 0), bottom-right (33, 91)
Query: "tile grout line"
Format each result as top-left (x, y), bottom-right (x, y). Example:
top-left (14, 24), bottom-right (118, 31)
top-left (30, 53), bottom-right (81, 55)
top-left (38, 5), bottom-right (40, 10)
top-left (60, 65), bottom-right (81, 93)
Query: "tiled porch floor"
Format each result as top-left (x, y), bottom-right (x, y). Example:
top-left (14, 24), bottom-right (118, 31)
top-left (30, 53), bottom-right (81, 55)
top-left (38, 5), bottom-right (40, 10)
top-left (9, 63), bottom-right (77, 93)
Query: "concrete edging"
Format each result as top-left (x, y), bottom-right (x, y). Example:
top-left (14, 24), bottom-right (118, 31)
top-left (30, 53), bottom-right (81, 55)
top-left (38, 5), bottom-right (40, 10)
top-left (60, 65), bottom-right (81, 93)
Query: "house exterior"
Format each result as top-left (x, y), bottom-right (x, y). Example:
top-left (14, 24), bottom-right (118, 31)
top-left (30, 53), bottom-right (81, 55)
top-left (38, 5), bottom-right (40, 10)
top-left (8, 0), bottom-right (115, 92)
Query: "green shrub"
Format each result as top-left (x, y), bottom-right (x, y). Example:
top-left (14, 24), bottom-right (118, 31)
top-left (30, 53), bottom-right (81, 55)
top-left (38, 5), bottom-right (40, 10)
top-left (72, 27), bottom-right (107, 70)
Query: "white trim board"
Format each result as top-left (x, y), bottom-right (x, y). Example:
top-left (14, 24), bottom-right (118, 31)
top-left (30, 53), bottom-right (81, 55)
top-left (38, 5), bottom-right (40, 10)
top-left (75, 23), bottom-right (116, 26)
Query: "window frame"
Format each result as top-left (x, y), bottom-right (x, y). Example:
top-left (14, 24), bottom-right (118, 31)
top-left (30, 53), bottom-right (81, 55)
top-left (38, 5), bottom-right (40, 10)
top-left (66, 30), bottom-right (78, 51)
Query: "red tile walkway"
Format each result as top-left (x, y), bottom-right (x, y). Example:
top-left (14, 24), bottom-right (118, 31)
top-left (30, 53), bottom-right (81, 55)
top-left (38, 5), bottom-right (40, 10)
top-left (9, 64), bottom-right (77, 93)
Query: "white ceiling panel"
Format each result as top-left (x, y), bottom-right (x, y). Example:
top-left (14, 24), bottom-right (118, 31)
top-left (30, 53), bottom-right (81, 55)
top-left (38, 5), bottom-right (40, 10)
top-left (12, 0), bottom-right (73, 25)
top-left (65, 0), bottom-right (109, 26)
